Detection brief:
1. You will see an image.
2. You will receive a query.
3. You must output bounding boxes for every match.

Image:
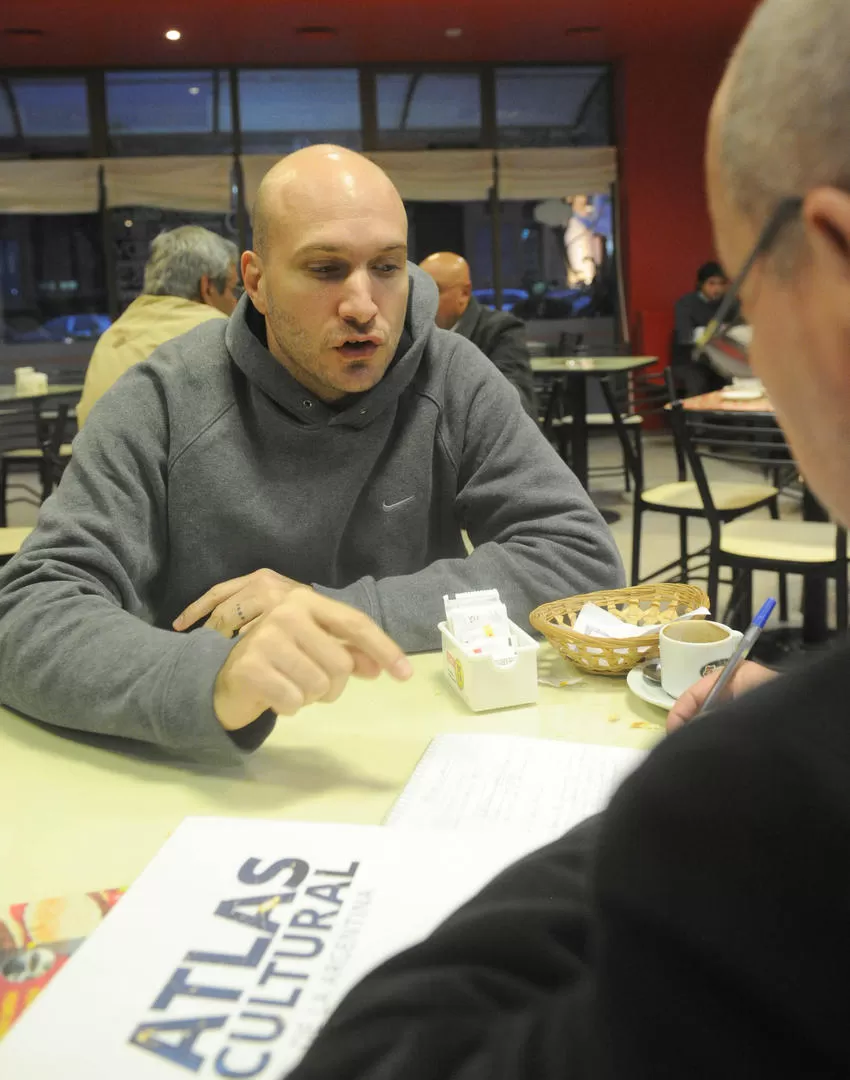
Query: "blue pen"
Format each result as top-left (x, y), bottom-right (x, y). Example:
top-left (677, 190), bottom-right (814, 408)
top-left (695, 598), bottom-right (777, 718)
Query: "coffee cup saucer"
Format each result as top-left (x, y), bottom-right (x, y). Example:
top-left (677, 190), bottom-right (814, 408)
top-left (627, 663), bottom-right (677, 710)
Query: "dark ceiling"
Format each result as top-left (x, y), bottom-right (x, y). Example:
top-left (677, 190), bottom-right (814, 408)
top-left (0, 0), bottom-right (759, 69)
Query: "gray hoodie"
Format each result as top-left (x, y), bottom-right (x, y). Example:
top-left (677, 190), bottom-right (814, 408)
top-left (0, 266), bottom-right (623, 760)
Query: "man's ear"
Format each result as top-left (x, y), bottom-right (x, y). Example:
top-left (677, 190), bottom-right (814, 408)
top-left (241, 250), bottom-right (267, 314)
top-left (804, 188), bottom-right (850, 274)
top-left (198, 273), bottom-right (214, 305)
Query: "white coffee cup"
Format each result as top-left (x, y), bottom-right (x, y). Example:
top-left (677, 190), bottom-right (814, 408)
top-left (659, 620), bottom-right (743, 699)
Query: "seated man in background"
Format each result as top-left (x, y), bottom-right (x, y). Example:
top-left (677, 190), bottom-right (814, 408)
top-left (286, 1), bottom-right (850, 1076)
top-left (419, 251), bottom-right (537, 419)
top-left (674, 259), bottom-right (729, 346)
top-left (672, 259), bottom-right (736, 395)
top-left (77, 226), bottom-right (240, 426)
top-left (0, 146), bottom-right (621, 761)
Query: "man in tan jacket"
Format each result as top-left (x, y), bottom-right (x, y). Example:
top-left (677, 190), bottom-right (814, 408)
top-left (77, 226), bottom-right (240, 426)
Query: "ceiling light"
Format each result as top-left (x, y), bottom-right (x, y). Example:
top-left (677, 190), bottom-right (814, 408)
top-left (188, 86), bottom-right (200, 95)
top-left (164, 28), bottom-right (181, 41)
top-left (445, 27), bottom-right (463, 38)
top-left (124, 219), bottom-right (133, 228)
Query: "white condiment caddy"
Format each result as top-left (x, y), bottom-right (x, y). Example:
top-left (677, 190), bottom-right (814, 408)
top-left (439, 589), bottom-right (539, 712)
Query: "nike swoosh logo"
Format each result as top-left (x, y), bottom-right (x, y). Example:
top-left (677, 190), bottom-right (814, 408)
top-left (382, 496), bottom-right (415, 513)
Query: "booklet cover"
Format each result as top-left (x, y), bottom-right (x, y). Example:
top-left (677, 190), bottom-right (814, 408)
top-left (0, 887), bottom-right (125, 1040)
top-left (0, 816), bottom-right (539, 1078)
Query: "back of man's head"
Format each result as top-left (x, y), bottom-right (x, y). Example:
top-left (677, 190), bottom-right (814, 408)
top-left (419, 252), bottom-right (472, 330)
top-left (708, 0), bottom-right (850, 537)
top-left (143, 226), bottom-right (238, 305)
top-left (720, 0), bottom-right (850, 226)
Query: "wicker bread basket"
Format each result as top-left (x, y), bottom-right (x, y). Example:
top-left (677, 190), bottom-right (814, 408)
top-left (529, 583), bottom-right (710, 676)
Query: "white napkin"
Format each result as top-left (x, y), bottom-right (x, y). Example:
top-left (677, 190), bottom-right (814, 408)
top-left (573, 603), bottom-right (711, 639)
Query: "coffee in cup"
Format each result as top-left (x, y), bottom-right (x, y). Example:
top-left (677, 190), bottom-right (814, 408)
top-left (659, 620), bottom-right (743, 699)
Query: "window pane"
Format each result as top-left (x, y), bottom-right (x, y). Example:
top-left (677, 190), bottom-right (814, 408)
top-left (0, 214), bottom-right (108, 362)
top-left (377, 73), bottom-right (481, 149)
top-left (496, 67), bottom-right (610, 148)
top-left (106, 71), bottom-right (232, 155)
top-left (495, 195), bottom-right (616, 323)
top-left (0, 94), bottom-right (14, 138)
top-left (0, 77), bottom-right (90, 154)
top-left (110, 208), bottom-right (237, 313)
top-left (239, 70), bottom-right (361, 154)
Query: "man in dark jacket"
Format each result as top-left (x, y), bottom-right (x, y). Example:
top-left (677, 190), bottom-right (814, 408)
top-left (674, 260), bottom-right (729, 349)
top-left (288, 0), bottom-right (850, 1075)
top-left (672, 260), bottom-right (736, 395)
top-left (420, 251), bottom-right (538, 419)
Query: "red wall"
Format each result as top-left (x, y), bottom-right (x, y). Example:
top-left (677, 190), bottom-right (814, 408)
top-left (618, 47), bottom-right (734, 359)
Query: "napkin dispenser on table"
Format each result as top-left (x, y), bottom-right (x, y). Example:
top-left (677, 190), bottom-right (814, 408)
top-left (440, 589), bottom-right (539, 712)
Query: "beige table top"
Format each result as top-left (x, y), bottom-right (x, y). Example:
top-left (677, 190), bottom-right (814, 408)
top-left (0, 648), bottom-right (665, 907)
top-left (531, 355), bottom-right (657, 375)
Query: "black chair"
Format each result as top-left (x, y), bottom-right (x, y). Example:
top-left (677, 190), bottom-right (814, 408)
top-left (0, 398), bottom-right (74, 525)
top-left (602, 372), bottom-right (784, 592)
top-left (669, 402), bottom-right (846, 630)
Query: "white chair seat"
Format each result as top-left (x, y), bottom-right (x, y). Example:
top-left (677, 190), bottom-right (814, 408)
top-left (720, 518), bottom-right (840, 563)
top-left (3, 444), bottom-right (73, 459)
top-left (642, 480), bottom-right (778, 512)
top-left (0, 526), bottom-right (32, 557)
top-left (551, 413), bottom-right (643, 427)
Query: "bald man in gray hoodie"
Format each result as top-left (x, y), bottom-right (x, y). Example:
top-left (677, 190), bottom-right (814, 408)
top-left (0, 147), bottom-right (622, 761)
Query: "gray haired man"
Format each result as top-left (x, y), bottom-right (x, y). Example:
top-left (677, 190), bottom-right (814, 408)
top-left (77, 225), bottom-right (240, 426)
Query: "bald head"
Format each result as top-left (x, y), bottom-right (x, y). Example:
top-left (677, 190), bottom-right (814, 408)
top-left (716, 0), bottom-right (850, 227)
top-left (419, 252), bottom-right (472, 291)
top-left (241, 144), bottom-right (411, 403)
top-left (419, 251), bottom-right (472, 329)
top-left (252, 145), bottom-right (407, 258)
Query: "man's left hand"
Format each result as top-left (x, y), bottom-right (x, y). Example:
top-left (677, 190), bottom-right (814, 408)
top-left (173, 568), bottom-right (308, 638)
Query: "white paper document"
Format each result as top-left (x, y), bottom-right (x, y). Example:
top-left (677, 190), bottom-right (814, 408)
top-left (0, 817), bottom-right (537, 1079)
top-left (386, 733), bottom-right (647, 841)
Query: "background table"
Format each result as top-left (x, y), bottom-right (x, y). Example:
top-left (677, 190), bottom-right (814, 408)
top-left (0, 648), bottom-right (664, 907)
top-left (0, 384), bottom-right (83, 403)
top-left (532, 356), bottom-right (657, 522)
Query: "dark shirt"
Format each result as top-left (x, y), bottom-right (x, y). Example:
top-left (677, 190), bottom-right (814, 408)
top-left (454, 297), bottom-right (538, 420)
top-left (290, 641), bottom-right (850, 1079)
top-left (674, 289), bottom-right (725, 347)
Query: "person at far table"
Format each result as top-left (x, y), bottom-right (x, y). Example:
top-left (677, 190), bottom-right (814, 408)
top-left (419, 251), bottom-right (537, 419)
top-left (77, 226), bottom-right (241, 427)
top-left (674, 260), bottom-right (731, 347)
top-left (0, 146), bottom-right (622, 762)
top-left (286, 1), bottom-right (850, 1076)
top-left (673, 260), bottom-right (740, 395)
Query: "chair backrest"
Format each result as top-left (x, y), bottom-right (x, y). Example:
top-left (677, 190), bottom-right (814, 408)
top-left (33, 393), bottom-right (78, 444)
top-left (557, 331), bottom-right (585, 356)
top-left (604, 369), bottom-right (673, 422)
top-left (668, 401), bottom-right (793, 527)
top-left (0, 402), bottom-right (41, 454)
top-left (600, 369), bottom-right (681, 491)
top-left (0, 397), bottom-right (73, 494)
